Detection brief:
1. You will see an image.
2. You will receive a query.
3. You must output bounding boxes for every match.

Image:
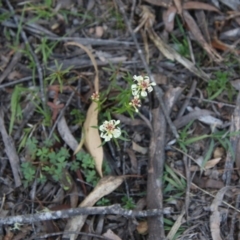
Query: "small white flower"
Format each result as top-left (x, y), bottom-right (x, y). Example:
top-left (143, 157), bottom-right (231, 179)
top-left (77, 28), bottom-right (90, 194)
top-left (91, 91), bottom-right (100, 101)
top-left (131, 75), bottom-right (156, 97)
top-left (133, 75), bottom-right (144, 81)
top-left (99, 120), bottom-right (121, 142)
top-left (129, 96), bottom-right (141, 112)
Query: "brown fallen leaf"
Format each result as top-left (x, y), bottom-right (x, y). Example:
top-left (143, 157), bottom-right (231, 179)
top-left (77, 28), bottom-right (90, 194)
top-left (137, 221), bottom-right (148, 235)
top-left (132, 141), bottom-right (148, 154)
top-left (183, 10), bottom-right (223, 63)
top-left (211, 37), bottom-right (240, 54)
top-left (173, 0), bottom-right (182, 16)
top-left (190, 157), bottom-right (222, 171)
top-left (163, 6), bottom-right (177, 32)
top-left (102, 229), bottom-right (122, 240)
top-left (204, 158), bottom-right (222, 169)
top-left (65, 42), bottom-right (103, 177)
top-left (63, 176), bottom-right (125, 240)
top-left (193, 176), bottom-right (224, 189)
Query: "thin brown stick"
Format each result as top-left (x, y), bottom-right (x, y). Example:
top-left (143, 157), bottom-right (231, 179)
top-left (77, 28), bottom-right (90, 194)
top-left (222, 91), bottom-right (240, 185)
top-left (0, 109), bottom-right (21, 187)
top-left (176, 80), bottom-right (197, 119)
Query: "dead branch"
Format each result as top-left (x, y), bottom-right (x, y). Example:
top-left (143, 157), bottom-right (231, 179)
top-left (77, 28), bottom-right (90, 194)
top-left (147, 88), bottom-right (182, 239)
top-left (0, 204), bottom-right (162, 226)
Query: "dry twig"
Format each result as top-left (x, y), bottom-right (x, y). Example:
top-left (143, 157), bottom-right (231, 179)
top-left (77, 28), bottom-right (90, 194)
top-left (0, 109), bottom-right (21, 187)
top-left (0, 204), bottom-right (162, 226)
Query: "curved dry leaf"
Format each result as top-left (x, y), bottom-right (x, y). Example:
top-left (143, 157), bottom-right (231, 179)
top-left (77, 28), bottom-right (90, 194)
top-left (211, 37), bottom-right (240, 54)
top-left (205, 158), bottom-right (222, 169)
top-left (63, 176), bottom-right (125, 240)
top-left (65, 42), bottom-right (103, 177)
top-left (57, 116), bottom-right (78, 151)
top-left (183, 1), bottom-right (221, 13)
top-left (190, 157), bottom-right (222, 171)
top-left (83, 102), bottom-right (103, 177)
top-left (163, 6), bottom-right (177, 32)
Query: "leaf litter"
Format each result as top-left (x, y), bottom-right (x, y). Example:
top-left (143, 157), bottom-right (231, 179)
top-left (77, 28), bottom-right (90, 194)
top-left (1, 0), bottom-right (240, 239)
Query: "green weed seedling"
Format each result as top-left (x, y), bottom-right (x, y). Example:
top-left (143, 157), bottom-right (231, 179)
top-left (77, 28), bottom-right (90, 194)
top-left (75, 151), bottom-right (100, 186)
top-left (19, 44), bottom-right (37, 82)
top-left (171, 16), bottom-right (190, 59)
top-left (176, 121), bottom-right (194, 153)
top-left (121, 195), bottom-right (136, 209)
top-left (35, 37), bottom-right (58, 64)
top-left (177, 123), bottom-right (237, 170)
top-left (96, 197), bottom-right (111, 206)
top-left (59, 8), bottom-right (94, 25)
top-left (21, 138), bottom-right (105, 188)
top-left (9, 86), bottom-right (24, 134)
top-left (9, 85), bottom-right (38, 134)
top-left (164, 218), bottom-right (185, 240)
top-left (22, 138), bottom-right (70, 186)
top-left (25, 0), bottom-right (55, 23)
top-left (110, 9), bottom-right (125, 30)
top-left (163, 164), bottom-right (186, 202)
top-left (21, 162), bottom-right (36, 188)
top-left (45, 60), bottom-right (73, 92)
top-left (70, 109), bottom-right (86, 125)
top-left (207, 71), bottom-right (236, 101)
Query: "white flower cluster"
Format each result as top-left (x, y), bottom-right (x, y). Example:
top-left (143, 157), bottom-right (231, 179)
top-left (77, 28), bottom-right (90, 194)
top-left (99, 120), bottom-right (121, 142)
top-left (99, 75), bottom-right (156, 142)
top-left (129, 75), bottom-right (156, 112)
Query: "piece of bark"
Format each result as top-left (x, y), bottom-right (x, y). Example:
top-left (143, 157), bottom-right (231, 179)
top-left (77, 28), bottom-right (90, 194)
top-left (147, 87), bottom-right (182, 240)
